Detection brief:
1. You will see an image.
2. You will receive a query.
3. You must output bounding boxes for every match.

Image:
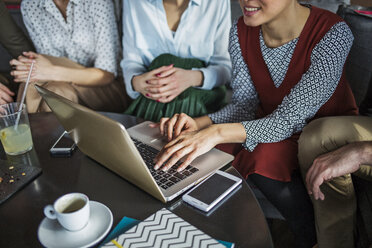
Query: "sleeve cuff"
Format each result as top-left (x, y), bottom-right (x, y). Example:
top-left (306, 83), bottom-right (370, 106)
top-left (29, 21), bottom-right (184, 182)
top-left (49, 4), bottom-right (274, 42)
top-left (208, 113), bottom-right (218, 123)
top-left (242, 142), bottom-right (257, 152)
top-left (241, 121), bottom-right (258, 152)
top-left (192, 67), bottom-right (217, 90)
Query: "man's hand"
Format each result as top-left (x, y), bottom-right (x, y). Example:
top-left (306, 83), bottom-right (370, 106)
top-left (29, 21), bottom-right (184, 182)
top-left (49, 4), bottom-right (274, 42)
top-left (306, 142), bottom-right (371, 200)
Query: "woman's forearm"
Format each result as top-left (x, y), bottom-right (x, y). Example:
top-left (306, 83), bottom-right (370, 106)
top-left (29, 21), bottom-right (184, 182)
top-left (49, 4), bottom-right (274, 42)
top-left (213, 123), bottom-right (247, 144)
top-left (194, 115), bottom-right (213, 130)
top-left (52, 66), bottom-right (115, 86)
top-left (188, 70), bottom-right (204, 87)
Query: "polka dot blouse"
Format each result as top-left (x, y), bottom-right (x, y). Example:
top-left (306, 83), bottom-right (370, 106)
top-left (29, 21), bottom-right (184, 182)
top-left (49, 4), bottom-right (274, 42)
top-left (21, 0), bottom-right (120, 76)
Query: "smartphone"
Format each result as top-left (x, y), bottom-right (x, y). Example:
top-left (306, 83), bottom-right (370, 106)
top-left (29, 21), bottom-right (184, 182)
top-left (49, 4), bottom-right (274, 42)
top-left (49, 131), bottom-right (76, 157)
top-left (182, 170), bottom-right (242, 212)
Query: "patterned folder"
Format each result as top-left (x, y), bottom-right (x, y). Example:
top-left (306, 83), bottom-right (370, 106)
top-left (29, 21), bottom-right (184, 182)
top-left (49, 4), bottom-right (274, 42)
top-left (102, 208), bottom-right (226, 248)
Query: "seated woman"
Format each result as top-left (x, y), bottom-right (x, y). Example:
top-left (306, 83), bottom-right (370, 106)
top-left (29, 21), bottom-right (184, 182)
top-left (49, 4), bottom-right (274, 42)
top-left (10, 0), bottom-right (130, 113)
top-left (152, 1), bottom-right (358, 247)
top-left (121, 0), bottom-right (232, 122)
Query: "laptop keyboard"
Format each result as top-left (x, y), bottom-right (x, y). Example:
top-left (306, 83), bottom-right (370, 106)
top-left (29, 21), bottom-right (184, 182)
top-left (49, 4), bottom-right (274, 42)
top-left (131, 138), bottom-right (199, 190)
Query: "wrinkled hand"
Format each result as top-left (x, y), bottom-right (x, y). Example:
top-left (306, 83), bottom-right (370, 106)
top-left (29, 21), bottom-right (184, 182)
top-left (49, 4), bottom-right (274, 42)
top-left (132, 65), bottom-right (175, 99)
top-left (154, 125), bottom-right (218, 172)
top-left (150, 113), bottom-right (198, 141)
top-left (0, 83), bottom-right (15, 105)
top-left (146, 68), bottom-right (203, 103)
top-left (306, 142), bottom-right (364, 200)
top-left (10, 51), bottom-right (54, 83)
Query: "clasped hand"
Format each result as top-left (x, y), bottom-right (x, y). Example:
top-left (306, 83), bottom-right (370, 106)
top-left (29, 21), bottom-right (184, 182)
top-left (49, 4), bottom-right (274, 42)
top-left (132, 65), bottom-right (203, 103)
top-left (10, 51), bottom-right (54, 83)
top-left (150, 113), bottom-right (217, 172)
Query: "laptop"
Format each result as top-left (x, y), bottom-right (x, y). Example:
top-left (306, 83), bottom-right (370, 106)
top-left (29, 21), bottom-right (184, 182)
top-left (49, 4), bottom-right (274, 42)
top-left (35, 85), bottom-right (234, 203)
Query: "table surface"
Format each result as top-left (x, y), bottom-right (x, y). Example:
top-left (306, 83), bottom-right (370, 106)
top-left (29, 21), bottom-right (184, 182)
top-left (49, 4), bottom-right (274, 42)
top-left (0, 112), bottom-right (273, 248)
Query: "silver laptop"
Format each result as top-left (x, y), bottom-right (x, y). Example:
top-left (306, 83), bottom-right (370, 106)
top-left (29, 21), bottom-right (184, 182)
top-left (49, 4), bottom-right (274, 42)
top-left (35, 85), bottom-right (234, 203)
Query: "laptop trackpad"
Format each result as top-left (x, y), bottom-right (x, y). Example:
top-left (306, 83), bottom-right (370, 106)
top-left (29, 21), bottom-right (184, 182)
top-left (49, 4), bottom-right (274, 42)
top-left (127, 121), bottom-right (166, 150)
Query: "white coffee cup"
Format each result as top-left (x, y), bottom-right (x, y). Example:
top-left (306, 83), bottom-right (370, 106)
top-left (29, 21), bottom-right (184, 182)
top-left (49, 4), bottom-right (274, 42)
top-left (44, 193), bottom-right (90, 231)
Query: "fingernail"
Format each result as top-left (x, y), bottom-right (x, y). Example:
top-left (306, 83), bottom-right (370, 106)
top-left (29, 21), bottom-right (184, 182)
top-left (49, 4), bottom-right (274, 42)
top-left (156, 100), bottom-right (160, 102)
top-left (169, 64), bottom-right (174, 67)
top-left (146, 93), bottom-right (149, 97)
top-left (156, 73), bottom-right (161, 77)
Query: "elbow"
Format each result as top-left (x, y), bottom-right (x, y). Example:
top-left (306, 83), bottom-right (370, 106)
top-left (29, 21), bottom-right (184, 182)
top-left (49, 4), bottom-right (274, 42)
top-left (96, 70), bottom-right (115, 86)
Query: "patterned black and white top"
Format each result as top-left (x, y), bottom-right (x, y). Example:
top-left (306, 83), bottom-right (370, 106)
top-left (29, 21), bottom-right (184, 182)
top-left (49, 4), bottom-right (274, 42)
top-left (209, 20), bottom-right (354, 151)
top-left (21, 0), bottom-right (120, 76)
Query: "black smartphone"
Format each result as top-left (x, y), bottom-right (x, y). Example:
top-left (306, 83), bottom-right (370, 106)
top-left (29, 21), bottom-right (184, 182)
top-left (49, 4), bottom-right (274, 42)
top-left (49, 131), bottom-right (76, 157)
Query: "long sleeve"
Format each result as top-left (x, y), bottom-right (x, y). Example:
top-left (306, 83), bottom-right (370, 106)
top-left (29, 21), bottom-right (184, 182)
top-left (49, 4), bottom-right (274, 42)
top-left (209, 21), bottom-right (259, 123)
top-left (241, 22), bottom-right (354, 151)
top-left (120, 0), bottom-right (147, 99)
top-left (121, 0), bottom-right (233, 100)
top-left (195, 0), bottom-right (232, 90)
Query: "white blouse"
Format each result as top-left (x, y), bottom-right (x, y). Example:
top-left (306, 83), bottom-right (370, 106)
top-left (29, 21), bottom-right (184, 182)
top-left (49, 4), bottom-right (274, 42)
top-left (21, 0), bottom-right (120, 76)
top-left (121, 0), bottom-right (232, 99)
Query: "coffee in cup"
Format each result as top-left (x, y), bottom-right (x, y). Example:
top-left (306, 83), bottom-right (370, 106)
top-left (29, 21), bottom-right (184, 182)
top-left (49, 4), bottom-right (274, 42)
top-left (44, 193), bottom-right (90, 231)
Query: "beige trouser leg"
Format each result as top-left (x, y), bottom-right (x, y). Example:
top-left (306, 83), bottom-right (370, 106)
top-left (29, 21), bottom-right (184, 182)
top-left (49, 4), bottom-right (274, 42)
top-left (298, 116), bottom-right (372, 248)
top-left (17, 77), bottom-right (130, 113)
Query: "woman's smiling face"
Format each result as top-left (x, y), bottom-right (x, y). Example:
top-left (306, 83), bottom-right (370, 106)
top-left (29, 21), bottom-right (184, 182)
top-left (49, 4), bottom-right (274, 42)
top-left (239, 0), bottom-right (294, 27)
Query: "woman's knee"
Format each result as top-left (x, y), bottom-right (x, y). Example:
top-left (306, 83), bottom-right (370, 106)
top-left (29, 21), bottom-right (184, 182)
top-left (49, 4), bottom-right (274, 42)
top-left (44, 82), bottom-right (78, 103)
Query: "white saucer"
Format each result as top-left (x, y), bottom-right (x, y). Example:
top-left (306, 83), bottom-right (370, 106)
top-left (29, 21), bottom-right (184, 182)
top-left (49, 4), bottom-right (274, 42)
top-left (38, 201), bottom-right (113, 248)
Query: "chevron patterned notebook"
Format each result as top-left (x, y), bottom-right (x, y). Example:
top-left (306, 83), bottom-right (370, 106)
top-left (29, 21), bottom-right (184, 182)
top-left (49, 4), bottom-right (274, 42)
top-left (102, 208), bottom-right (226, 248)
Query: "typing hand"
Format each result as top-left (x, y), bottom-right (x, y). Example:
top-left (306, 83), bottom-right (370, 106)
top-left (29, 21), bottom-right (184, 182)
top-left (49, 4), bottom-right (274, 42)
top-left (149, 113), bottom-right (198, 141)
top-left (154, 125), bottom-right (218, 172)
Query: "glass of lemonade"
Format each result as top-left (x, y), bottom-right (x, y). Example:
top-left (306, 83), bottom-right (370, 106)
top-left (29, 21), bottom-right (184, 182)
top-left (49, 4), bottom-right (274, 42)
top-left (0, 102), bottom-right (33, 155)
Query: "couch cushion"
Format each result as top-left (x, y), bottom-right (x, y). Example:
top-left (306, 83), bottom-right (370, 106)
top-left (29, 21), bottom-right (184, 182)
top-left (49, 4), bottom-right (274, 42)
top-left (337, 5), bottom-right (372, 106)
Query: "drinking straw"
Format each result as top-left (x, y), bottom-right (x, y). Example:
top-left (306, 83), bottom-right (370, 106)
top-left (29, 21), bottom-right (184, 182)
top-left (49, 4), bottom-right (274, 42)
top-left (14, 61), bottom-right (34, 130)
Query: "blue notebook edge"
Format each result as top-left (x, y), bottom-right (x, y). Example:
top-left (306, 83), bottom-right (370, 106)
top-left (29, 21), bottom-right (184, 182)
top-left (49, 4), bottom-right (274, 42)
top-left (99, 216), bottom-right (234, 248)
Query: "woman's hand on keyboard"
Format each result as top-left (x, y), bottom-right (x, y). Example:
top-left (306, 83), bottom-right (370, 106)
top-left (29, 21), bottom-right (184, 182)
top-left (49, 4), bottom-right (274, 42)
top-left (154, 125), bottom-right (219, 172)
top-left (155, 113), bottom-right (198, 141)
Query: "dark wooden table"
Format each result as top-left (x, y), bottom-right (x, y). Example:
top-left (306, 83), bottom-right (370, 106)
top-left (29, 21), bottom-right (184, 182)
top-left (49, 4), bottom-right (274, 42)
top-left (0, 112), bottom-right (273, 248)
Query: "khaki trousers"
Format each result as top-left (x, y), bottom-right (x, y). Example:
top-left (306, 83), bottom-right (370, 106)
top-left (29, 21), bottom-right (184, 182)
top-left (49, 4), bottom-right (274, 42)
top-left (298, 116), bottom-right (372, 248)
top-left (17, 78), bottom-right (131, 113)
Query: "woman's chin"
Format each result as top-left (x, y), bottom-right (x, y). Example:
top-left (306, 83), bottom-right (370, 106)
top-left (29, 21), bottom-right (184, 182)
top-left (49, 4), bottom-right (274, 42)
top-left (243, 17), bottom-right (262, 27)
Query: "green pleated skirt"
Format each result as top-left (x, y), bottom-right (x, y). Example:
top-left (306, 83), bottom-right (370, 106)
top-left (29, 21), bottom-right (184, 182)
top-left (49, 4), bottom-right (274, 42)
top-left (124, 53), bottom-right (226, 122)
